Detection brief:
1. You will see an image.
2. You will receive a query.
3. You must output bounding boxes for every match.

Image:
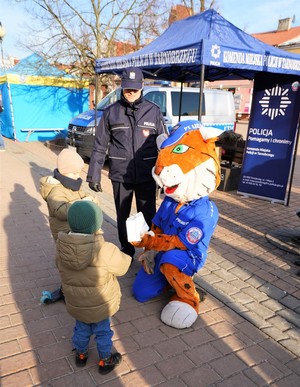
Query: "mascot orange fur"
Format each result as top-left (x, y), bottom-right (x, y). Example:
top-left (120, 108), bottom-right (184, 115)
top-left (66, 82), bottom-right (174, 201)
top-left (131, 120), bottom-right (223, 329)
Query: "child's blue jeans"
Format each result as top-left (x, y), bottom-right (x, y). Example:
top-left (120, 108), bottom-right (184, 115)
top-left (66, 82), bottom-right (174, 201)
top-left (72, 318), bottom-right (113, 359)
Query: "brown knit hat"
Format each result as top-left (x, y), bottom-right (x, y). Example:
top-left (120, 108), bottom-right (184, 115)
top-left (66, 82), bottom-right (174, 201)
top-left (57, 149), bottom-right (84, 175)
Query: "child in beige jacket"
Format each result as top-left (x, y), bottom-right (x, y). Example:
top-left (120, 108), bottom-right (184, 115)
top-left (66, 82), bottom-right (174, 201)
top-left (40, 148), bottom-right (99, 303)
top-left (56, 201), bottom-right (131, 374)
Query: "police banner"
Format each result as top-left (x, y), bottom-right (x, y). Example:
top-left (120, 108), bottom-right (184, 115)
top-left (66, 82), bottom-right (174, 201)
top-left (238, 73), bottom-right (300, 204)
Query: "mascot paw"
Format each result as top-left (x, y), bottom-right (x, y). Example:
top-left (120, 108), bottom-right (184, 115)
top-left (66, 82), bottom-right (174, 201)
top-left (161, 301), bottom-right (198, 329)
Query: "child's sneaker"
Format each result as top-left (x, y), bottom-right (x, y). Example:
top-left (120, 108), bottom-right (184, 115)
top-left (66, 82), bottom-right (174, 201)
top-left (75, 350), bottom-right (88, 367)
top-left (98, 352), bottom-right (122, 374)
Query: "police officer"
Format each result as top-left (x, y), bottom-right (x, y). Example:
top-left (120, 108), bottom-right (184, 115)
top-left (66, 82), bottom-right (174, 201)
top-left (87, 67), bottom-right (166, 258)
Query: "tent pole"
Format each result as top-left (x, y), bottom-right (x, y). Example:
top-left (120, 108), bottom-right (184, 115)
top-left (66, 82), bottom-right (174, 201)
top-left (198, 64), bottom-right (205, 121)
top-left (7, 83), bottom-right (17, 140)
top-left (179, 81), bottom-right (183, 122)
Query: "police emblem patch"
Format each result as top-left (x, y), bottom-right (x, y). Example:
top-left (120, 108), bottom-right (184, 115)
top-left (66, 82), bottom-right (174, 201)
top-left (186, 227), bottom-right (202, 244)
top-left (129, 72), bottom-right (136, 80)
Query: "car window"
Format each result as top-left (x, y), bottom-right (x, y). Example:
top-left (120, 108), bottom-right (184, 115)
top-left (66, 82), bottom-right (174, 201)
top-left (144, 91), bottom-right (167, 116)
top-left (204, 93), bottom-right (231, 116)
top-left (97, 89), bottom-right (121, 110)
top-left (171, 92), bottom-right (205, 116)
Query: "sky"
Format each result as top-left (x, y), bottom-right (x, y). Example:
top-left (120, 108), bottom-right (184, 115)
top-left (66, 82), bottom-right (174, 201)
top-left (0, 0), bottom-right (299, 60)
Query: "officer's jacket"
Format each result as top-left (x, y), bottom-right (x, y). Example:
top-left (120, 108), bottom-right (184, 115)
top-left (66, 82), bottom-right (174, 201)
top-left (87, 93), bottom-right (166, 184)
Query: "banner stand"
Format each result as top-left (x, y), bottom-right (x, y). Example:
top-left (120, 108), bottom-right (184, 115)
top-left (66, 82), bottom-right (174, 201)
top-left (237, 74), bottom-right (300, 205)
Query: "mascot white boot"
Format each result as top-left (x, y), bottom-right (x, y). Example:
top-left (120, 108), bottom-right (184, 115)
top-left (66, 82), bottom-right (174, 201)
top-left (131, 120), bottom-right (226, 329)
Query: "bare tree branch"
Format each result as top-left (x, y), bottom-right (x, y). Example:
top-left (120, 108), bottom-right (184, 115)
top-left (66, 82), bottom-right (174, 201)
top-left (10, 0), bottom-right (219, 94)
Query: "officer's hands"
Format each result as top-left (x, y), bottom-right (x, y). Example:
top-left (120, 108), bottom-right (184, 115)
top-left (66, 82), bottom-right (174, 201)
top-left (88, 182), bottom-right (102, 192)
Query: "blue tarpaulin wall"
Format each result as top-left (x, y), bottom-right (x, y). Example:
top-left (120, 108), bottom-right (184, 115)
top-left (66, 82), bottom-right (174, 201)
top-left (0, 54), bottom-right (89, 142)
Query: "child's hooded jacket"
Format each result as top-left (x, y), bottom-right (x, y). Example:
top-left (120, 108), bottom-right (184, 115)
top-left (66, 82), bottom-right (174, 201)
top-left (56, 231), bottom-right (131, 324)
top-left (40, 173), bottom-right (95, 241)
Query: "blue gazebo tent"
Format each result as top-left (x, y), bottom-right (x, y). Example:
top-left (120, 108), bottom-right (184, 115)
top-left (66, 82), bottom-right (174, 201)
top-left (95, 9), bottom-right (300, 122)
top-left (0, 53), bottom-right (89, 142)
top-left (95, 9), bottom-right (300, 81)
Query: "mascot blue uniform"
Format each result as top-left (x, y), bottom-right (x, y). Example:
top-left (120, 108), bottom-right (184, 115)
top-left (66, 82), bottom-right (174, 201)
top-left (131, 120), bottom-right (223, 329)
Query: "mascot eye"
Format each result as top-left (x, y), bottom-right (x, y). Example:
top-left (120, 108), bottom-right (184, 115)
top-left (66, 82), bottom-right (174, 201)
top-left (172, 144), bottom-right (189, 154)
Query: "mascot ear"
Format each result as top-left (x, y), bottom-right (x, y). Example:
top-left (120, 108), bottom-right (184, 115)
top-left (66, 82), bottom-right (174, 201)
top-left (216, 130), bottom-right (244, 146)
top-left (199, 126), bottom-right (224, 141)
top-left (156, 133), bottom-right (168, 150)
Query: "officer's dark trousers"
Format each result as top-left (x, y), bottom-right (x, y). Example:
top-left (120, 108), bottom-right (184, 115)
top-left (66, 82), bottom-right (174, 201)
top-left (112, 180), bottom-right (157, 257)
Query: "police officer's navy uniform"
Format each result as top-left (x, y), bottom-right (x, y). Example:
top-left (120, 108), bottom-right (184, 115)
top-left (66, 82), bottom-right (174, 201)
top-left (87, 91), bottom-right (166, 257)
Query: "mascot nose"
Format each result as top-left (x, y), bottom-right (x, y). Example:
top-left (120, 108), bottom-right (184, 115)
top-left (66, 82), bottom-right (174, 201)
top-left (154, 165), bottom-right (163, 176)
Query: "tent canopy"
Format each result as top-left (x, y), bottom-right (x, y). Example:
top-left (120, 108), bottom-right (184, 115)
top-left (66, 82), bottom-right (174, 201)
top-left (6, 53), bottom-right (67, 77)
top-left (0, 53), bottom-right (88, 88)
top-left (0, 54), bottom-right (89, 142)
top-left (95, 9), bottom-right (300, 82)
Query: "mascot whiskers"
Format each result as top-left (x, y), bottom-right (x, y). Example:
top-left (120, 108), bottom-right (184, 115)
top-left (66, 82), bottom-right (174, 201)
top-left (131, 120), bottom-right (225, 329)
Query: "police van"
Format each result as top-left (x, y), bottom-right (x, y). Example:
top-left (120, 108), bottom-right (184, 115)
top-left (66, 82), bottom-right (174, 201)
top-left (67, 86), bottom-right (235, 159)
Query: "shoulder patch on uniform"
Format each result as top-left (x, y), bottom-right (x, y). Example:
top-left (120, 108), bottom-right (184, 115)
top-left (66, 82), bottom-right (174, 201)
top-left (186, 227), bottom-right (203, 244)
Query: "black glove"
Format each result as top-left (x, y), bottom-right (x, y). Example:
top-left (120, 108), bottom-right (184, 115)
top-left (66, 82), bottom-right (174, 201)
top-left (88, 182), bottom-right (102, 192)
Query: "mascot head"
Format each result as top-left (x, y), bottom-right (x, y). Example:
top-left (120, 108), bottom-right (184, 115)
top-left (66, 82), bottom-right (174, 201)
top-left (153, 120), bottom-right (222, 203)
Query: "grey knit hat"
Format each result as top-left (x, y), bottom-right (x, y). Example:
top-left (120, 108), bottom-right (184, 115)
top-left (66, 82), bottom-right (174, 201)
top-left (68, 201), bottom-right (103, 234)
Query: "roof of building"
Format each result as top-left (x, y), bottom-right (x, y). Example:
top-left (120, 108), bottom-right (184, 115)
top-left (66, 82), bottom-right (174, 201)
top-left (252, 25), bottom-right (300, 47)
top-left (169, 4), bottom-right (192, 24)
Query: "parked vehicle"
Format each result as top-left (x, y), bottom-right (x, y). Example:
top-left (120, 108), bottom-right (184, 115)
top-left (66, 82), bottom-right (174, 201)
top-left (67, 86), bottom-right (235, 159)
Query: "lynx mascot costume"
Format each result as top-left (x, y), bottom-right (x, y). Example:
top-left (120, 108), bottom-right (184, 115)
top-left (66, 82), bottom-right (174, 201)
top-left (132, 120), bottom-right (223, 329)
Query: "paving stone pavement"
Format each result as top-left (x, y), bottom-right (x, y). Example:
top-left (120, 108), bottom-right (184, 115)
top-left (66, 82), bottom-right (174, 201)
top-left (0, 137), bottom-right (299, 386)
